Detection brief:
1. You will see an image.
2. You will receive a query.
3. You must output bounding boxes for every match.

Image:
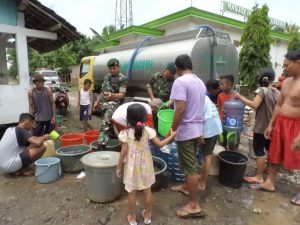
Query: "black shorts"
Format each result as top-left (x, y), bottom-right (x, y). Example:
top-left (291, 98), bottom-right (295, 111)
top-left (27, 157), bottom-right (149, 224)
top-left (253, 133), bottom-right (270, 158)
top-left (19, 151), bottom-right (33, 168)
top-left (32, 121), bottom-right (54, 136)
top-left (199, 135), bottom-right (218, 157)
top-left (80, 105), bottom-right (91, 121)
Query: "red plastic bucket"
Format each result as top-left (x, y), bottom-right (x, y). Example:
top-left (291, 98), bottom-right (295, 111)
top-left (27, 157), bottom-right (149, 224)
top-left (60, 133), bottom-right (84, 147)
top-left (84, 130), bottom-right (100, 145)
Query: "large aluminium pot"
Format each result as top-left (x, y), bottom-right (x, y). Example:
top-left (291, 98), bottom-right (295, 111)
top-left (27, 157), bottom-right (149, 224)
top-left (81, 151), bottom-right (122, 203)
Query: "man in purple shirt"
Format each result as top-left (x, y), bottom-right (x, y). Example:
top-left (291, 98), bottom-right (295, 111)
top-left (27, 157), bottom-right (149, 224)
top-left (170, 54), bottom-right (206, 218)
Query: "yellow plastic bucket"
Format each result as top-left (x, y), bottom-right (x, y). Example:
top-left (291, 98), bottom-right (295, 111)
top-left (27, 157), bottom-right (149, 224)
top-left (157, 108), bottom-right (174, 137)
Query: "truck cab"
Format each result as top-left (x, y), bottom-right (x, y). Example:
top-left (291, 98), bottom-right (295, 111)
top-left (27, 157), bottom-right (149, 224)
top-left (78, 56), bottom-right (96, 91)
top-left (35, 69), bottom-right (60, 89)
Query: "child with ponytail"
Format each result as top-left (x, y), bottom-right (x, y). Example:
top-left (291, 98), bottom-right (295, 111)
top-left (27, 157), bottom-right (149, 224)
top-left (116, 103), bottom-right (176, 225)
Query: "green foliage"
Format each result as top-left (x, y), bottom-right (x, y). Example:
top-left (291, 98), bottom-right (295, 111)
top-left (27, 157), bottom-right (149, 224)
top-left (6, 25), bottom-right (117, 81)
top-left (28, 35), bottom-right (96, 77)
top-left (285, 23), bottom-right (300, 51)
top-left (239, 4), bottom-right (272, 89)
top-left (7, 48), bottom-right (17, 79)
top-left (288, 31), bottom-right (300, 51)
top-left (101, 25), bottom-right (116, 40)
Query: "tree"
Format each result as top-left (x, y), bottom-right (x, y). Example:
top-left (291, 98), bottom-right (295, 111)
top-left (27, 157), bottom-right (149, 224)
top-left (286, 23), bottom-right (300, 51)
top-left (288, 32), bottom-right (300, 51)
top-left (239, 4), bottom-right (272, 89)
top-left (28, 34), bottom-right (96, 77)
top-left (102, 25), bottom-right (116, 40)
top-left (7, 48), bottom-right (18, 79)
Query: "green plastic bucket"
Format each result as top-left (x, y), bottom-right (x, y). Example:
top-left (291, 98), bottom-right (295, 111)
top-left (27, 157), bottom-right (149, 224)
top-left (55, 115), bottom-right (63, 127)
top-left (157, 108), bottom-right (174, 137)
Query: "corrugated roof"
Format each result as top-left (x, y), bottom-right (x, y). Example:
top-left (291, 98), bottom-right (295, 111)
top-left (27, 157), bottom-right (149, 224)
top-left (21, 0), bottom-right (82, 53)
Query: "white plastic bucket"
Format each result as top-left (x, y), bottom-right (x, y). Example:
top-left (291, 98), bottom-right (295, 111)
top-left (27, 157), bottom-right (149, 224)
top-left (35, 157), bottom-right (61, 184)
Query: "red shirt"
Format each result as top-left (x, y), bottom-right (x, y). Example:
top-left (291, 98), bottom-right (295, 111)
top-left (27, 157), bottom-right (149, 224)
top-left (217, 92), bottom-right (235, 120)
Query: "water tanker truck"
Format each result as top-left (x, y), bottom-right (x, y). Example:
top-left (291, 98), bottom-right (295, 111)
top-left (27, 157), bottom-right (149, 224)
top-left (79, 26), bottom-right (238, 98)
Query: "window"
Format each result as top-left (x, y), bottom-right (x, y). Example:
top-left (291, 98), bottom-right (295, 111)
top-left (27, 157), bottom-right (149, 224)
top-left (0, 33), bottom-right (18, 85)
top-left (80, 62), bottom-right (90, 78)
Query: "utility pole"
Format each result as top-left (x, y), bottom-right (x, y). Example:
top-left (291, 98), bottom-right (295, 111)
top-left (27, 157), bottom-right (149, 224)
top-left (115, 0), bottom-right (133, 30)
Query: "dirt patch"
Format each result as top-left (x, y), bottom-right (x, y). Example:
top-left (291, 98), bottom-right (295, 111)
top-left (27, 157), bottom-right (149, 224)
top-left (0, 90), bottom-right (299, 225)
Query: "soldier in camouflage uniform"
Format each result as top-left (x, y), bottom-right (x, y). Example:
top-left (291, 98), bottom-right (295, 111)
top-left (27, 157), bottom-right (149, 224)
top-left (146, 62), bottom-right (176, 102)
top-left (93, 58), bottom-right (127, 144)
top-left (146, 62), bottom-right (176, 130)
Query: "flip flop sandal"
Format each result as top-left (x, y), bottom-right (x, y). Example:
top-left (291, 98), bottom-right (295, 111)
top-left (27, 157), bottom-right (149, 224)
top-left (170, 185), bottom-right (189, 196)
top-left (250, 184), bottom-right (275, 192)
top-left (127, 214), bottom-right (137, 225)
top-left (142, 210), bottom-right (151, 224)
top-left (291, 194), bottom-right (300, 206)
top-left (243, 176), bottom-right (263, 184)
top-left (176, 208), bottom-right (206, 219)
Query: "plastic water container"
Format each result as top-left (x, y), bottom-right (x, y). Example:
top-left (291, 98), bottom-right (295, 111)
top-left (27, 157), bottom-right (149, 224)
top-left (42, 140), bottom-right (56, 158)
top-left (222, 99), bottom-right (245, 132)
top-left (169, 141), bottom-right (185, 183)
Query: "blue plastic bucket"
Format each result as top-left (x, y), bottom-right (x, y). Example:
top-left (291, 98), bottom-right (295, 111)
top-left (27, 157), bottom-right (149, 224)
top-left (35, 157), bottom-right (61, 184)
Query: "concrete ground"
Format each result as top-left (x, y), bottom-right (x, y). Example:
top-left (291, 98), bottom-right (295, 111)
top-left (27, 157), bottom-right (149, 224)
top-left (0, 89), bottom-right (299, 225)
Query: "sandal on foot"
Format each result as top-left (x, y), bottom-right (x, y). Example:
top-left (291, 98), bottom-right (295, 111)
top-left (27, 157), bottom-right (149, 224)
top-left (127, 214), bottom-right (137, 225)
top-left (170, 185), bottom-right (189, 196)
top-left (291, 194), bottom-right (300, 206)
top-left (243, 176), bottom-right (263, 184)
top-left (142, 210), bottom-right (151, 224)
top-left (176, 207), bottom-right (206, 218)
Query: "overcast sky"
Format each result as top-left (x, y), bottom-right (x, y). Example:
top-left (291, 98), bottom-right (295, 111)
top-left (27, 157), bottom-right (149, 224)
top-left (39, 0), bottom-right (300, 36)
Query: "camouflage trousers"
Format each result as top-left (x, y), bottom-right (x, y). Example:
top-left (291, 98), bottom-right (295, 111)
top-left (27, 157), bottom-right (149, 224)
top-left (100, 102), bottom-right (119, 139)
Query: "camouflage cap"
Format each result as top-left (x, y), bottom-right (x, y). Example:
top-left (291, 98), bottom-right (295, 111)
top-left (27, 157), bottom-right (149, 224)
top-left (107, 58), bottom-right (120, 67)
top-left (32, 74), bottom-right (45, 82)
top-left (166, 62), bottom-right (176, 74)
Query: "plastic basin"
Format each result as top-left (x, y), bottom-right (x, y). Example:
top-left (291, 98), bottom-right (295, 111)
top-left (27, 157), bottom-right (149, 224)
top-left (60, 133), bottom-right (84, 147)
top-left (56, 145), bottom-right (90, 173)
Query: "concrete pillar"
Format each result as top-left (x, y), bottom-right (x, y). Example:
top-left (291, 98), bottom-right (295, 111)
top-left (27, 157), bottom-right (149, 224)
top-left (15, 12), bottom-right (29, 87)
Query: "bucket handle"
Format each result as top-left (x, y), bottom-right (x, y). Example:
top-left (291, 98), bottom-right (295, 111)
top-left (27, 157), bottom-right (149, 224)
top-left (157, 101), bottom-right (170, 112)
top-left (35, 164), bottom-right (51, 177)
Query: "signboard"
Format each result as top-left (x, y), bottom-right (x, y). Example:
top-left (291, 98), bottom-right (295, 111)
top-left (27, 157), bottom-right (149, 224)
top-left (221, 1), bottom-right (285, 29)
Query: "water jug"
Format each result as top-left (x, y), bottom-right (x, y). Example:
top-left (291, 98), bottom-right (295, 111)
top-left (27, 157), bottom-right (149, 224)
top-left (222, 99), bottom-right (245, 132)
top-left (169, 141), bottom-right (185, 183)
